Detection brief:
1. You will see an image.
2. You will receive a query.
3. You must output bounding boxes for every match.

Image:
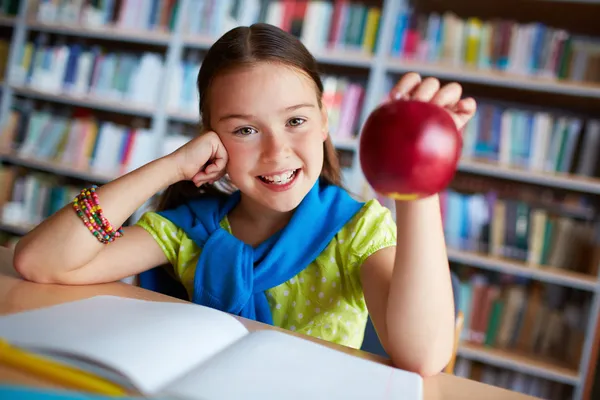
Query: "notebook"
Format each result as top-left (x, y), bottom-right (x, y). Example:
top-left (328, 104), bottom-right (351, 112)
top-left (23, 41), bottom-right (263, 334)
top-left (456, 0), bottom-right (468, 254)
top-left (0, 384), bottom-right (148, 400)
top-left (0, 295), bottom-right (423, 400)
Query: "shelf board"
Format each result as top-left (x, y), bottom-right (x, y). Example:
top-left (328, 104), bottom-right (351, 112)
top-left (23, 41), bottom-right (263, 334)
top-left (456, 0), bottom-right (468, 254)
top-left (0, 222), bottom-right (31, 236)
top-left (183, 34), bottom-right (218, 49)
top-left (458, 342), bottom-right (580, 385)
top-left (184, 34), bottom-right (374, 68)
top-left (26, 21), bottom-right (171, 45)
top-left (168, 109), bottom-right (199, 124)
top-left (0, 150), bottom-right (116, 184)
top-left (386, 58), bottom-right (600, 99)
top-left (0, 15), bottom-right (15, 27)
top-left (458, 158), bottom-right (600, 195)
top-left (11, 85), bottom-right (156, 118)
top-left (332, 137), bottom-right (358, 151)
top-left (311, 48), bottom-right (374, 68)
top-left (447, 248), bottom-right (598, 292)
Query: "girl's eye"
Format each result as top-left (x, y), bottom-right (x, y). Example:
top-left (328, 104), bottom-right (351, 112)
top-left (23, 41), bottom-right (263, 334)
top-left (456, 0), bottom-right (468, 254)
top-left (235, 127), bottom-right (257, 136)
top-left (288, 118), bottom-right (306, 127)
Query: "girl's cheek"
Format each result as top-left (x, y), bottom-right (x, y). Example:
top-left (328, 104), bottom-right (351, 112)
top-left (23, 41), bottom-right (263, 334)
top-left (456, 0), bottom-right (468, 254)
top-left (226, 141), bottom-right (259, 165)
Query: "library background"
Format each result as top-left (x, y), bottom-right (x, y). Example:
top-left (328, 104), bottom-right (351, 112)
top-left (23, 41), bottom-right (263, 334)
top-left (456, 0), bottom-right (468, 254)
top-left (0, 0), bottom-right (598, 398)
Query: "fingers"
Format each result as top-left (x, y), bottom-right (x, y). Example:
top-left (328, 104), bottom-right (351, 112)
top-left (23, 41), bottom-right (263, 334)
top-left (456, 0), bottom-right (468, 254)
top-left (390, 72), bottom-right (422, 100)
top-left (389, 73), bottom-right (477, 130)
top-left (411, 77), bottom-right (441, 102)
top-left (430, 82), bottom-right (462, 107)
top-left (452, 97), bottom-right (477, 130)
top-left (455, 97), bottom-right (477, 116)
top-left (192, 167), bottom-right (225, 187)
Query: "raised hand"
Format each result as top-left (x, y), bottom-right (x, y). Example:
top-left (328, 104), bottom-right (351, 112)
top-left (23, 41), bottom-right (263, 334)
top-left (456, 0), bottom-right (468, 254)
top-left (167, 131), bottom-right (229, 187)
top-left (388, 72), bottom-right (477, 131)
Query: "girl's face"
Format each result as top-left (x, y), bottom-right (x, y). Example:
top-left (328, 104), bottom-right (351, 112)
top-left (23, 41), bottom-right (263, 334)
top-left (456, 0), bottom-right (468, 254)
top-left (208, 62), bottom-right (328, 213)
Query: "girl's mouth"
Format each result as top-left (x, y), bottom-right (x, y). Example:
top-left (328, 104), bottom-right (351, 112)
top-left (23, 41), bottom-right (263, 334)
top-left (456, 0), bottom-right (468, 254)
top-left (257, 169), bottom-right (301, 191)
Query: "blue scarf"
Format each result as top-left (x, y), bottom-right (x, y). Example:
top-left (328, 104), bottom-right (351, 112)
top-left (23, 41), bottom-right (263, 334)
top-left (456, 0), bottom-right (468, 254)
top-left (155, 179), bottom-right (363, 325)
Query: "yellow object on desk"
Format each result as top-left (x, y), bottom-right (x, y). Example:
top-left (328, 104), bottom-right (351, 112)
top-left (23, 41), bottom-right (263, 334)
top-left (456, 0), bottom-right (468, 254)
top-left (0, 338), bottom-right (127, 397)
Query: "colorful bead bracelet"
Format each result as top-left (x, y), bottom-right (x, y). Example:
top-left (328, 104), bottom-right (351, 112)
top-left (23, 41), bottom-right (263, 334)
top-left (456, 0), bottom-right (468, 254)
top-left (72, 185), bottom-right (124, 244)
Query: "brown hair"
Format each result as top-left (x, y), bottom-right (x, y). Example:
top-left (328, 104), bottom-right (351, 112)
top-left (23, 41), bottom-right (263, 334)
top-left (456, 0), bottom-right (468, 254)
top-left (155, 23), bottom-right (344, 212)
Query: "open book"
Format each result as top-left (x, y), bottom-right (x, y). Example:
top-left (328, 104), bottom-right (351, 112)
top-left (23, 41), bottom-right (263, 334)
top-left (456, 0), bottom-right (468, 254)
top-left (0, 295), bottom-right (423, 399)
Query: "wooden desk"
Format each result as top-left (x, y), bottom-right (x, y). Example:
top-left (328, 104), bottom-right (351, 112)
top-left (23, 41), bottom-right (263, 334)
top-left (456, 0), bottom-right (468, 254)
top-left (0, 247), bottom-right (533, 399)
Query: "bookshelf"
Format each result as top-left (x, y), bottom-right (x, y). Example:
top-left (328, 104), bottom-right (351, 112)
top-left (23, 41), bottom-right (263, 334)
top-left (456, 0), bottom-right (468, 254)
top-left (0, 1), bottom-right (597, 399)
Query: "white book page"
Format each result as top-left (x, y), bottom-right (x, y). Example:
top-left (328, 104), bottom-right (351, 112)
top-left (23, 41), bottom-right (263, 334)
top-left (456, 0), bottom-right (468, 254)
top-left (162, 330), bottom-right (423, 400)
top-left (0, 295), bottom-right (249, 395)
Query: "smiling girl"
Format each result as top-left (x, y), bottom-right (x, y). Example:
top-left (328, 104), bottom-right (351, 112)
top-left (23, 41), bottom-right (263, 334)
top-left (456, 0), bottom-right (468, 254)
top-left (13, 23), bottom-right (476, 376)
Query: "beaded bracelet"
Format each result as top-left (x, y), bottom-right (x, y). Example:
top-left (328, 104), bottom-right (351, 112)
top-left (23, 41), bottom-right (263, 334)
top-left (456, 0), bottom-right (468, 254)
top-left (72, 185), bottom-right (124, 244)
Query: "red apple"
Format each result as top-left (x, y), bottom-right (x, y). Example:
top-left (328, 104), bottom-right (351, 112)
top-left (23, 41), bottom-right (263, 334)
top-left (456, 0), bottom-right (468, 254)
top-left (359, 99), bottom-right (462, 200)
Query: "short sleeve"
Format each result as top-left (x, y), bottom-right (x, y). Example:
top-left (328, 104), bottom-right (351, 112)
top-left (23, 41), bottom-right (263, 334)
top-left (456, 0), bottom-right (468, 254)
top-left (135, 211), bottom-right (184, 267)
top-left (337, 199), bottom-right (397, 295)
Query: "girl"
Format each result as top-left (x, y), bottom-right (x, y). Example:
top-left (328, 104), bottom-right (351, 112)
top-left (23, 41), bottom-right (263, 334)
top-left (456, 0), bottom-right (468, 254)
top-left (13, 23), bottom-right (476, 377)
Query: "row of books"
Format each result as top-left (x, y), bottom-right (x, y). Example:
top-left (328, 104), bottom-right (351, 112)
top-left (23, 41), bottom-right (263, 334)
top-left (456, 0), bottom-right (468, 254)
top-left (0, 153), bottom-right (355, 230)
top-left (0, 0), bottom-right (18, 17)
top-left (30, 0), bottom-right (385, 55)
top-left (0, 38), bottom-right (8, 80)
top-left (180, 0), bottom-right (383, 54)
top-left (454, 358), bottom-right (572, 399)
top-left (392, 9), bottom-right (600, 83)
top-left (33, 0), bottom-right (179, 32)
top-left (321, 75), bottom-right (365, 141)
top-left (454, 270), bottom-right (588, 368)
top-left (10, 34), bottom-right (165, 107)
top-left (8, 30), bottom-right (368, 138)
top-left (0, 166), bottom-right (80, 227)
top-left (180, 0), bottom-right (259, 39)
top-left (440, 188), bottom-right (600, 274)
top-left (462, 103), bottom-right (600, 178)
top-left (0, 103), bottom-right (159, 177)
top-left (166, 50), bottom-right (200, 116)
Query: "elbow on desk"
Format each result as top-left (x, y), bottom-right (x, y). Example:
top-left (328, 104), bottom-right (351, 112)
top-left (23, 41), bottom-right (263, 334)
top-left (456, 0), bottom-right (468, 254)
top-left (389, 355), bottom-right (449, 378)
top-left (386, 338), bottom-right (453, 378)
top-left (389, 351), bottom-right (451, 378)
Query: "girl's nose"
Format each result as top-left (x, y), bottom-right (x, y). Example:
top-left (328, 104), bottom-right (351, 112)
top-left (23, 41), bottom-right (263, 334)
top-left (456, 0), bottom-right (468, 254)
top-left (261, 131), bottom-right (290, 162)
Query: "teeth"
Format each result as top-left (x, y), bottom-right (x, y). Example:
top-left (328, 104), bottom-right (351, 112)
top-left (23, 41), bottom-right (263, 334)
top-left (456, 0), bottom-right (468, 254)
top-left (261, 170), bottom-right (296, 185)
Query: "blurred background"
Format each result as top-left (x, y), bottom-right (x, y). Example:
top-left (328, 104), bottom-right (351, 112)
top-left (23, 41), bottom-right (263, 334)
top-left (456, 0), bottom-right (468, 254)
top-left (0, 1), bottom-right (597, 399)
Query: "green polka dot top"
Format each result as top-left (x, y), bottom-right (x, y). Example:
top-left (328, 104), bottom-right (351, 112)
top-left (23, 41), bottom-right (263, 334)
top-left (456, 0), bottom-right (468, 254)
top-left (136, 199), bottom-right (397, 349)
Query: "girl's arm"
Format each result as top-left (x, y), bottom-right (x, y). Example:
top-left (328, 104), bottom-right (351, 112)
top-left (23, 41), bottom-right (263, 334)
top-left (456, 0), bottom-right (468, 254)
top-left (361, 196), bottom-right (454, 376)
top-left (13, 131), bottom-right (228, 284)
top-left (360, 73), bottom-right (476, 376)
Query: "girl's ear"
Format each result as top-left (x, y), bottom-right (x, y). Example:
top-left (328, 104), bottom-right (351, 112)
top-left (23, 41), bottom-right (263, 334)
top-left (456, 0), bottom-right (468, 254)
top-left (320, 105), bottom-right (329, 142)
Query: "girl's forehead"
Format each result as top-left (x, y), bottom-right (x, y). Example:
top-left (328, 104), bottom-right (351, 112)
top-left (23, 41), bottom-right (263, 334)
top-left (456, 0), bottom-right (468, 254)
top-left (209, 63), bottom-right (319, 108)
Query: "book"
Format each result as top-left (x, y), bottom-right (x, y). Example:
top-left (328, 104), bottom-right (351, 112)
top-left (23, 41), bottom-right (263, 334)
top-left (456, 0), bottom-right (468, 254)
top-left (0, 295), bottom-right (423, 400)
top-left (0, 385), bottom-right (141, 400)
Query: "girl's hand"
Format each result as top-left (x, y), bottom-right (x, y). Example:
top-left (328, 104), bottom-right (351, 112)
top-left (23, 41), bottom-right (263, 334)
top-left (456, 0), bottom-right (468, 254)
top-left (388, 72), bottom-right (477, 131)
top-left (168, 131), bottom-right (229, 187)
